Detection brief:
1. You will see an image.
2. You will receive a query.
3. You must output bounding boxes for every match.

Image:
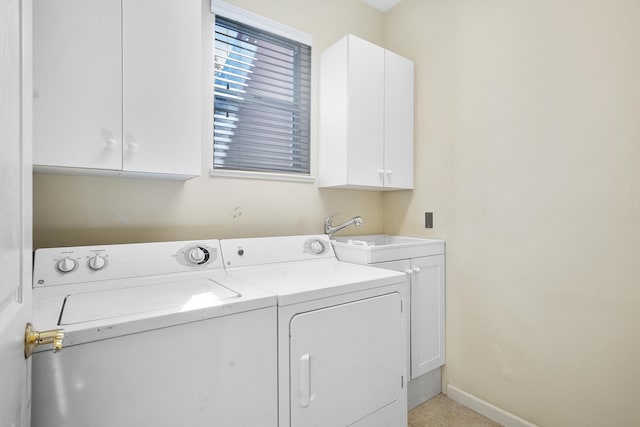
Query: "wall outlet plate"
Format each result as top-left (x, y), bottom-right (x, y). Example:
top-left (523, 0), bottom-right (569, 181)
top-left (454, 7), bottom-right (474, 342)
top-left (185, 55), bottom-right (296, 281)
top-left (425, 212), bottom-right (433, 228)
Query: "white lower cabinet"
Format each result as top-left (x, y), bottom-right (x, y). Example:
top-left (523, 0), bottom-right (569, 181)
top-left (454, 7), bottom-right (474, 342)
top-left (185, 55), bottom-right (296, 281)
top-left (373, 254), bottom-right (445, 379)
top-left (33, 0), bottom-right (201, 179)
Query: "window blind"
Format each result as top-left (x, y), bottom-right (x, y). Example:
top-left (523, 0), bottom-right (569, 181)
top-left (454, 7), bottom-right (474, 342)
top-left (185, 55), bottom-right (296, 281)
top-left (214, 16), bottom-right (311, 175)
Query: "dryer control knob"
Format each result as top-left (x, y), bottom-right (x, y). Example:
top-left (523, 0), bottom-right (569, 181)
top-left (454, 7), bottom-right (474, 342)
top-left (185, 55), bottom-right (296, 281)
top-left (188, 247), bottom-right (206, 263)
top-left (310, 240), bottom-right (325, 254)
top-left (56, 257), bottom-right (77, 273)
top-left (88, 255), bottom-right (106, 271)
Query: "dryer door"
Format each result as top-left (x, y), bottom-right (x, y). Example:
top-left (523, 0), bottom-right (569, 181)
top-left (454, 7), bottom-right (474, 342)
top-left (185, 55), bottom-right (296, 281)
top-left (289, 292), bottom-right (403, 426)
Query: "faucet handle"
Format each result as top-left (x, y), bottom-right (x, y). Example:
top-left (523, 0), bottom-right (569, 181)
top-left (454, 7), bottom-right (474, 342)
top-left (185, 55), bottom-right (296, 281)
top-left (324, 215), bottom-right (337, 234)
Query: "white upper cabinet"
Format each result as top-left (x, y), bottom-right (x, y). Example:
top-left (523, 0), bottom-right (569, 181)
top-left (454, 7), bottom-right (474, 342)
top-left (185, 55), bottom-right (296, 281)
top-left (33, 0), bottom-right (123, 172)
top-left (318, 34), bottom-right (414, 190)
top-left (384, 50), bottom-right (414, 190)
top-left (33, 0), bottom-right (201, 179)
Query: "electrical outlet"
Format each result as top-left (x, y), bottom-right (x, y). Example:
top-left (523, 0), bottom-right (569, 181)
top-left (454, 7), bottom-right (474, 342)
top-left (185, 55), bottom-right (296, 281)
top-left (425, 212), bottom-right (433, 228)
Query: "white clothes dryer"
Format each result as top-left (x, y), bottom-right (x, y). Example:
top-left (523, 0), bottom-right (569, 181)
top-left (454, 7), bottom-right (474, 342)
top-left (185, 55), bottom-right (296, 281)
top-left (220, 235), bottom-right (409, 427)
top-left (31, 240), bottom-right (278, 427)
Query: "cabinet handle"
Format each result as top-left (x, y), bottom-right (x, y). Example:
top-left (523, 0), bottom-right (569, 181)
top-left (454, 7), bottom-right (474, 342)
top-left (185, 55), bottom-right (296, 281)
top-left (377, 169), bottom-right (385, 175)
top-left (127, 141), bottom-right (139, 151)
top-left (386, 169), bottom-right (393, 175)
top-left (405, 269), bottom-right (414, 276)
top-left (413, 267), bottom-right (421, 273)
top-left (106, 138), bottom-right (118, 147)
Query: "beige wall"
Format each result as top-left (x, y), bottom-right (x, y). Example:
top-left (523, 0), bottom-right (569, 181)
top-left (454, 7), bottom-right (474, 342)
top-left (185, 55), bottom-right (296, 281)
top-left (384, 0), bottom-right (640, 426)
top-left (33, 0), bottom-right (386, 248)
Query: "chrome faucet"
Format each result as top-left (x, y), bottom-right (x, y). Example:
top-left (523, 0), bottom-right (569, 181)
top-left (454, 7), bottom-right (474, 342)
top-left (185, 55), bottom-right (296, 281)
top-left (324, 215), bottom-right (363, 238)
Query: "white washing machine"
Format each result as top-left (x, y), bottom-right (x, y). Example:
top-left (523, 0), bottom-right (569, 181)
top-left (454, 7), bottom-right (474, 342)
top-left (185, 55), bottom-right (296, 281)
top-left (31, 240), bottom-right (278, 427)
top-left (220, 235), bottom-right (409, 427)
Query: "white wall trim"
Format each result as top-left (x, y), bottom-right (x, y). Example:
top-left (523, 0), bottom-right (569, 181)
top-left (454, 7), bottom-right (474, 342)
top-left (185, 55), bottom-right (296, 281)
top-left (446, 384), bottom-right (539, 427)
top-left (210, 167), bottom-right (316, 184)
top-left (210, 0), bottom-right (312, 46)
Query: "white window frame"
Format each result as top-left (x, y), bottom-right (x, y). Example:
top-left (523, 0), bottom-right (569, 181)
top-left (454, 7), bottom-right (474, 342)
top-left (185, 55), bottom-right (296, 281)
top-left (210, 0), bottom-right (314, 183)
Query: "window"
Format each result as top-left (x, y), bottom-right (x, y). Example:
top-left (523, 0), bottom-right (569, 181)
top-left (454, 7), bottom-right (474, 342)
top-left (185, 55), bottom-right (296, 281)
top-left (212, 2), bottom-right (312, 179)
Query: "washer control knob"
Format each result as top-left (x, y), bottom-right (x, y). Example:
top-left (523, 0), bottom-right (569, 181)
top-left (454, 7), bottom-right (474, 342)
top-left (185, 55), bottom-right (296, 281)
top-left (56, 257), bottom-right (77, 273)
top-left (310, 240), bottom-right (325, 255)
top-left (188, 247), bottom-right (206, 263)
top-left (88, 255), bottom-right (106, 271)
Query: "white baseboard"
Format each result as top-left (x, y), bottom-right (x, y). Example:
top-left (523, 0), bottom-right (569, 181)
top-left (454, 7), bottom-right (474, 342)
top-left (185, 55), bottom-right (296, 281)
top-left (446, 385), bottom-right (538, 427)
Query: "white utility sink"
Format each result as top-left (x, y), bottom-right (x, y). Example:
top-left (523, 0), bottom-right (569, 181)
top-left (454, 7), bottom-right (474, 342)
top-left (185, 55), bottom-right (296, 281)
top-left (332, 234), bottom-right (445, 264)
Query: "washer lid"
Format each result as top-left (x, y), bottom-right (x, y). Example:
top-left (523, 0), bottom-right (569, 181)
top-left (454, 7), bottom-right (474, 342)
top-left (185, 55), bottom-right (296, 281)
top-left (59, 278), bottom-right (240, 325)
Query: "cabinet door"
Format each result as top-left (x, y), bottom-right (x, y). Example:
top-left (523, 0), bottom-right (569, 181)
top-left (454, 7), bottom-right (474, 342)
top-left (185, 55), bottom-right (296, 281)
top-left (122, 0), bottom-right (201, 176)
top-left (371, 259), bottom-right (412, 373)
top-left (33, 0), bottom-right (122, 170)
top-left (289, 293), bottom-right (404, 426)
top-left (384, 50), bottom-right (414, 189)
top-left (346, 35), bottom-right (384, 187)
top-left (411, 255), bottom-right (445, 378)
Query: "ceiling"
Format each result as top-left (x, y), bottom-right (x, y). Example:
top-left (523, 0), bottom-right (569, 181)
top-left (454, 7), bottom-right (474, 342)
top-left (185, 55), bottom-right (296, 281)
top-left (360, 0), bottom-right (402, 13)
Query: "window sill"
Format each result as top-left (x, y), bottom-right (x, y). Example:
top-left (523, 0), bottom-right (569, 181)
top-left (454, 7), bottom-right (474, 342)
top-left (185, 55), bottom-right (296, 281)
top-left (209, 168), bottom-right (316, 184)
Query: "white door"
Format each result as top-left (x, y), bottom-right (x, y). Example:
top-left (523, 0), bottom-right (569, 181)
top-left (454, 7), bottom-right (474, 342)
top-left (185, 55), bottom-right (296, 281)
top-left (410, 255), bottom-right (446, 377)
top-left (289, 293), bottom-right (404, 427)
top-left (346, 35), bottom-right (385, 187)
top-left (0, 0), bottom-right (33, 426)
top-left (383, 49), bottom-right (414, 189)
top-left (32, 0), bottom-right (122, 171)
top-left (122, 0), bottom-right (201, 176)
top-left (372, 256), bottom-right (446, 378)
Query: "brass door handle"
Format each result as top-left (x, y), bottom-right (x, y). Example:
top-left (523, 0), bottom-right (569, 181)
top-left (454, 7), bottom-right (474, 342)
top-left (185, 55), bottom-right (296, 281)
top-left (24, 322), bottom-right (64, 359)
